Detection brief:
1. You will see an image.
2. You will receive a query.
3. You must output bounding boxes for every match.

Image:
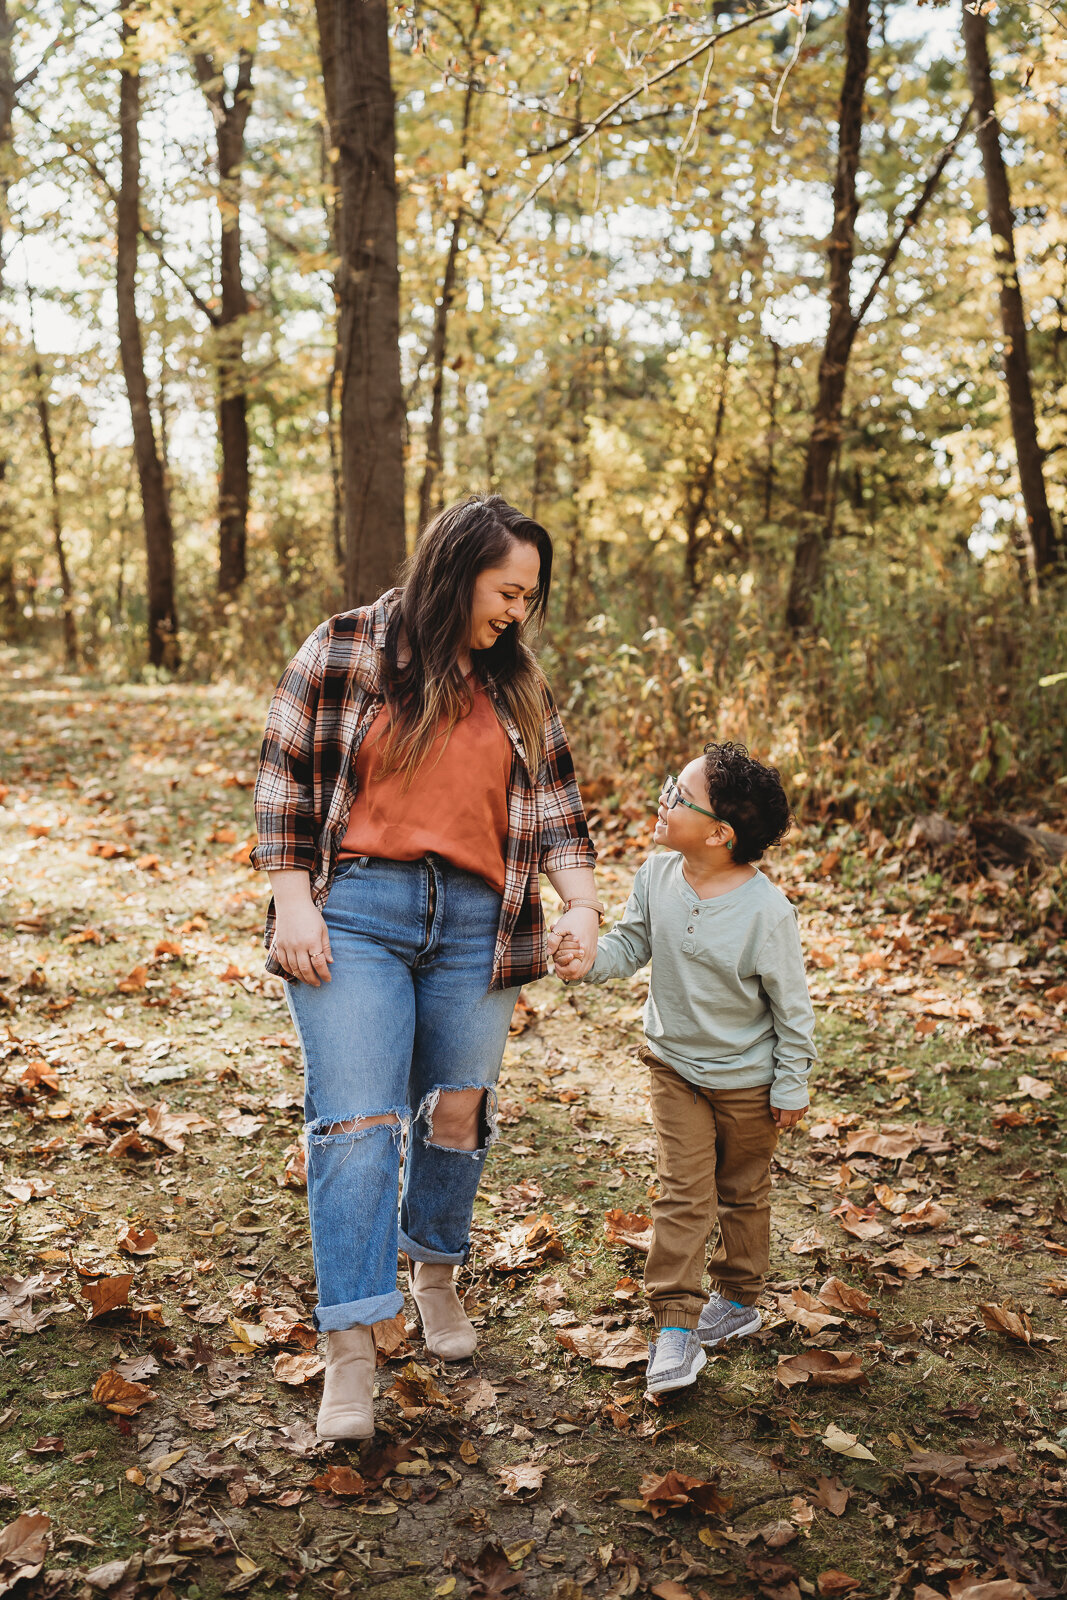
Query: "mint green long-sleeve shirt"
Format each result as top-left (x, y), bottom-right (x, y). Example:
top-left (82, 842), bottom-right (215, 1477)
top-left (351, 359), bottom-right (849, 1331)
top-left (585, 853), bottom-right (816, 1110)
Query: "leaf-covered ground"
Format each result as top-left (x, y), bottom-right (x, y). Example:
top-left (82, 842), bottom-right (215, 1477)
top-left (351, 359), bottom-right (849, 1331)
top-left (1, 664), bottom-right (1066, 1600)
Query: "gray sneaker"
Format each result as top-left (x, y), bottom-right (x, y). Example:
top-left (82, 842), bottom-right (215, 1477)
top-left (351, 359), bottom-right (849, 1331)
top-left (645, 1328), bottom-right (707, 1395)
top-left (696, 1292), bottom-right (762, 1348)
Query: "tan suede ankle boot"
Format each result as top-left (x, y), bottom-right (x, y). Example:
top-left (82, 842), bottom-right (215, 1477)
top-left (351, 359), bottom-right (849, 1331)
top-left (316, 1325), bottom-right (376, 1441)
top-left (409, 1260), bottom-right (477, 1360)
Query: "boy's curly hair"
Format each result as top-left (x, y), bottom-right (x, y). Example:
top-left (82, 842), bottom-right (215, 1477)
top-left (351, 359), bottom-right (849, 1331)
top-left (701, 741), bottom-right (792, 865)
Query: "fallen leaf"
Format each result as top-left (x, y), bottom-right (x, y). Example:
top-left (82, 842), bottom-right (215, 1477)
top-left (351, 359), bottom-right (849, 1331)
top-left (81, 1275), bottom-right (133, 1320)
top-left (817, 1573), bottom-right (859, 1597)
top-left (639, 1469), bottom-right (732, 1519)
top-left (843, 1128), bottom-right (921, 1160)
top-left (822, 1424), bottom-right (876, 1461)
top-left (272, 1352), bottom-right (325, 1386)
top-left (788, 1226), bottom-right (828, 1256)
top-left (2, 1177), bottom-right (55, 1204)
top-left (556, 1323), bottom-right (648, 1369)
top-left (116, 964), bottom-right (148, 993)
top-left (117, 1225), bottom-right (158, 1256)
top-left (496, 1461), bottom-right (544, 1498)
top-left (810, 1476), bottom-right (850, 1516)
top-left (1018, 1074), bottom-right (1054, 1100)
top-left (897, 1198), bottom-right (951, 1232)
top-left (385, 1361), bottom-right (453, 1411)
top-left (604, 1209), bottom-right (653, 1253)
top-left (309, 1464), bottom-right (366, 1496)
top-left (817, 1277), bottom-right (878, 1319)
top-left (138, 1102), bottom-right (213, 1154)
top-left (875, 1246), bottom-right (933, 1279)
top-left (91, 1370), bottom-right (155, 1415)
top-left (978, 1301), bottom-right (1033, 1345)
top-left (0, 1511), bottom-right (50, 1591)
top-left (776, 1351), bottom-right (867, 1390)
top-left (830, 1199), bottom-right (885, 1241)
top-left (532, 1275), bottom-right (566, 1310)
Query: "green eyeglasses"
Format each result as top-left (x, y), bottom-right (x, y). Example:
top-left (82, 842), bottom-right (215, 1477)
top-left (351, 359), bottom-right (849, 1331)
top-left (660, 774), bottom-right (725, 823)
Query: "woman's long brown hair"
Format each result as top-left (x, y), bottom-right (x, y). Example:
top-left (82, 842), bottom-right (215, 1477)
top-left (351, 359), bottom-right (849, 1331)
top-left (378, 494), bottom-right (554, 782)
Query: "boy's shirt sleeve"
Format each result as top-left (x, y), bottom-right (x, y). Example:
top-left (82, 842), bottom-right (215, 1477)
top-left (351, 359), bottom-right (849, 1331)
top-left (584, 860), bottom-right (653, 983)
top-left (756, 909), bottom-right (817, 1111)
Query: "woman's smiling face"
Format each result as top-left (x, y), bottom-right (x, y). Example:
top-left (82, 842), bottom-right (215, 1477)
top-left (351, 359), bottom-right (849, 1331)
top-left (468, 540), bottom-right (542, 653)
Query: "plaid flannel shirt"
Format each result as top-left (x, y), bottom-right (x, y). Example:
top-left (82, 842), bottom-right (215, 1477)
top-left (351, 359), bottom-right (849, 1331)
top-left (251, 589), bottom-right (596, 989)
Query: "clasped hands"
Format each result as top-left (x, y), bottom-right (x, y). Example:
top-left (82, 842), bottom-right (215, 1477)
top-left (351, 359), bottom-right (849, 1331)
top-left (546, 906), bottom-right (598, 983)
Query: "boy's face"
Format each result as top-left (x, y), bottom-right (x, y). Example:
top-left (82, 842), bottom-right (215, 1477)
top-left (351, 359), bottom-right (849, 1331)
top-left (654, 757), bottom-right (719, 851)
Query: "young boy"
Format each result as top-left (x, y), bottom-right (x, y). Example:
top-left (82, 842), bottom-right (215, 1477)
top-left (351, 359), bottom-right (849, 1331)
top-left (553, 742), bottom-right (815, 1396)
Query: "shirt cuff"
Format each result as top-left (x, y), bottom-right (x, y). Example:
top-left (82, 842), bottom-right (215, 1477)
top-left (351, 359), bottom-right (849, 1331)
top-left (540, 837), bottom-right (597, 874)
top-left (249, 842), bottom-right (317, 874)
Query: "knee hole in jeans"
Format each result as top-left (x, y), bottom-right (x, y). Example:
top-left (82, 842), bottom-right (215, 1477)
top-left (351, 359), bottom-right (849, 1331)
top-left (419, 1086), bottom-right (498, 1153)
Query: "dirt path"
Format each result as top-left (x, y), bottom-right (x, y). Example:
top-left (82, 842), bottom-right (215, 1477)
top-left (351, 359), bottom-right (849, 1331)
top-left (1, 667), bottom-right (1065, 1600)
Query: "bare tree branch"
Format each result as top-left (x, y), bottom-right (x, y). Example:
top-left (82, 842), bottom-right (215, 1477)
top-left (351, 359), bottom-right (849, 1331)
top-left (493, 1), bottom-right (792, 242)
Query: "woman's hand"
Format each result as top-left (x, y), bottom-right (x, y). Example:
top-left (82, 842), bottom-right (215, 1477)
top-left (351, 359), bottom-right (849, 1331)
top-left (269, 870), bottom-right (333, 985)
top-left (546, 905), bottom-right (599, 980)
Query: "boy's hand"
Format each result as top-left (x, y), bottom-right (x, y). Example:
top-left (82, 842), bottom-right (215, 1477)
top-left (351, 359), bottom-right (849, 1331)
top-left (547, 908), bottom-right (599, 980)
top-left (549, 930), bottom-right (587, 982)
top-left (772, 1103), bottom-right (807, 1133)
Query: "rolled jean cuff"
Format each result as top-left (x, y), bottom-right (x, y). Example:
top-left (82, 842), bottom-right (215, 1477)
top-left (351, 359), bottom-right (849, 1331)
top-left (399, 1227), bottom-right (468, 1267)
top-left (314, 1289), bottom-right (405, 1331)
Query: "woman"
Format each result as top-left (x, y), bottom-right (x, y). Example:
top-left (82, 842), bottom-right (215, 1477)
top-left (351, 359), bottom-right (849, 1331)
top-left (251, 495), bottom-right (601, 1440)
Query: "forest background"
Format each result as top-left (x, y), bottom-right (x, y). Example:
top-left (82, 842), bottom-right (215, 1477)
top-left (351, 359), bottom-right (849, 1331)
top-left (1, 0), bottom-right (1066, 832)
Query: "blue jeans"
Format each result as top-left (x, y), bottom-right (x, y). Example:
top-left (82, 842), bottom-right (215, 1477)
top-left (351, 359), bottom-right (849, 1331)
top-left (285, 855), bottom-right (516, 1331)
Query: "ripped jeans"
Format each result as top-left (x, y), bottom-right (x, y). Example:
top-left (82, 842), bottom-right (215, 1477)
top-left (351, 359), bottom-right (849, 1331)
top-left (285, 855), bottom-right (516, 1331)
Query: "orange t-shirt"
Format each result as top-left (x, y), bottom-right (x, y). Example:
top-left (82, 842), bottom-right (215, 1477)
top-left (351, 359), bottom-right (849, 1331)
top-left (338, 679), bottom-right (511, 894)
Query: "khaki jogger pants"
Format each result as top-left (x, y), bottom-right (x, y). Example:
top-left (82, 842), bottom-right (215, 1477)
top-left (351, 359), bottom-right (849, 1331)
top-left (640, 1046), bottom-right (779, 1330)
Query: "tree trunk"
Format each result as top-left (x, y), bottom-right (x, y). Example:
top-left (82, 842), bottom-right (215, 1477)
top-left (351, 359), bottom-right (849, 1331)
top-left (0, 0), bottom-right (13, 294)
top-left (961, 4), bottom-right (1057, 574)
top-left (417, 11), bottom-right (480, 531)
top-left (27, 291), bottom-right (78, 667)
top-left (191, 43), bottom-right (254, 594)
top-left (316, 0), bottom-right (406, 605)
top-left (763, 337), bottom-right (780, 523)
top-left (684, 339), bottom-right (732, 592)
top-left (785, 0), bottom-right (870, 633)
top-left (117, 10), bottom-right (179, 670)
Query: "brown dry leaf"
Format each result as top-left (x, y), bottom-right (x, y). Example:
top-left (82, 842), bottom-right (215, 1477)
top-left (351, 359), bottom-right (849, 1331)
top-left (978, 1301), bottom-right (1033, 1345)
top-left (532, 1275), bottom-right (566, 1310)
top-left (0, 1511), bottom-right (51, 1592)
top-left (876, 1246), bottom-right (934, 1279)
top-left (1042, 1277), bottom-right (1067, 1299)
top-left (1017, 1074), bottom-right (1054, 1100)
top-left (117, 1225), bottom-right (158, 1256)
top-left (873, 1183), bottom-right (910, 1215)
top-left (822, 1423), bottom-right (876, 1461)
top-left (788, 1226), bottom-right (828, 1256)
top-left (385, 1361), bottom-right (453, 1411)
top-left (64, 926), bottom-right (103, 946)
top-left (219, 964), bottom-right (246, 982)
top-left (282, 1140), bottom-right (307, 1188)
top-left (650, 1583), bottom-right (693, 1600)
top-left (817, 1277), bottom-right (878, 1320)
top-left (951, 1584), bottom-right (1034, 1600)
top-left (843, 1128), bottom-right (921, 1160)
top-left (453, 1376), bottom-right (497, 1416)
top-left (218, 1107), bottom-right (267, 1138)
top-left (116, 964), bottom-right (148, 993)
top-left (372, 1311), bottom-right (411, 1364)
top-left (830, 1200), bottom-right (885, 1241)
top-left (612, 1275), bottom-right (642, 1302)
top-left (929, 943), bottom-right (965, 966)
top-left (817, 1573), bottom-right (859, 1597)
top-left (81, 1275), bottom-right (133, 1320)
top-left (2, 1177), bottom-right (55, 1204)
top-left (810, 1476), bottom-right (850, 1516)
top-left (604, 1209), bottom-right (653, 1253)
top-left (154, 940), bottom-right (183, 958)
top-left (897, 1198), bottom-right (951, 1232)
top-left (555, 1323), bottom-right (647, 1369)
top-left (309, 1465), bottom-right (366, 1496)
top-left (17, 1062), bottom-right (59, 1095)
top-left (775, 1288), bottom-right (843, 1335)
top-left (496, 1461), bottom-right (545, 1498)
top-left (259, 1307), bottom-right (317, 1349)
top-left (776, 1351), bottom-right (867, 1390)
top-left (92, 1369), bottom-right (155, 1415)
top-left (483, 1212), bottom-right (565, 1272)
top-left (639, 1469), bottom-right (732, 1519)
top-left (272, 1352), bottom-right (325, 1386)
top-left (138, 1102), bottom-right (213, 1154)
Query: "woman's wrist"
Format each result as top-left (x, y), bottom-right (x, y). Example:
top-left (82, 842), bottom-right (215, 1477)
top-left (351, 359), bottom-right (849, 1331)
top-left (268, 869), bottom-right (316, 911)
top-left (562, 897), bottom-right (605, 924)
